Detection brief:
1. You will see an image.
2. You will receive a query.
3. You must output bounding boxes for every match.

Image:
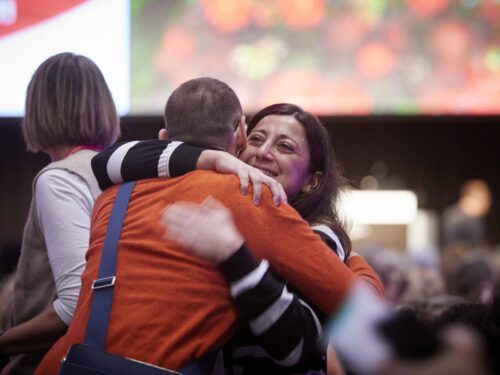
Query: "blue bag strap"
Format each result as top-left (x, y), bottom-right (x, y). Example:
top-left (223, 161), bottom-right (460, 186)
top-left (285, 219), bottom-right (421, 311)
top-left (84, 181), bottom-right (136, 349)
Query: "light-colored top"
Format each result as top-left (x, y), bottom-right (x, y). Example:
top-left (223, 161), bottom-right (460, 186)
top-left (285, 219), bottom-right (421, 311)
top-left (10, 149), bottom-right (100, 374)
top-left (35, 169), bottom-right (94, 325)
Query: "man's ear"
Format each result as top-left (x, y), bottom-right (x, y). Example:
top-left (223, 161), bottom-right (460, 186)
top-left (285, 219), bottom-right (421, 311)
top-left (158, 128), bottom-right (169, 140)
top-left (302, 171), bottom-right (322, 193)
top-left (235, 115), bottom-right (247, 152)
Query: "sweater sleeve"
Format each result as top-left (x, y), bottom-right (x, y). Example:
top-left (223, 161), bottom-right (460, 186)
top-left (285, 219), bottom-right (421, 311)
top-left (219, 245), bottom-right (325, 370)
top-left (218, 181), bottom-right (355, 315)
top-left (312, 226), bottom-right (384, 297)
top-left (346, 255), bottom-right (385, 297)
top-left (91, 140), bottom-right (205, 190)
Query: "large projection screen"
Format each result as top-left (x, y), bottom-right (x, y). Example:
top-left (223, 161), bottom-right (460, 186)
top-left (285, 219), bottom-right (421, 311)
top-left (1, 0), bottom-right (499, 116)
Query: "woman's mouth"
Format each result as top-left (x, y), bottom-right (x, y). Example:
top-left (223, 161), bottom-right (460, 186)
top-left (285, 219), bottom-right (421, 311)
top-left (255, 167), bottom-right (278, 177)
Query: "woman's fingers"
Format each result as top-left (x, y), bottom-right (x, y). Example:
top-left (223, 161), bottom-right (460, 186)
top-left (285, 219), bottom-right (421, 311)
top-left (268, 178), bottom-right (287, 207)
top-left (250, 172), bottom-right (263, 206)
top-left (238, 172), bottom-right (249, 196)
top-left (202, 195), bottom-right (227, 211)
top-left (162, 203), bottom-right (198, 236)
top-left (161, 197), bottom-right (243, 263)
top-left (247, 169), bottom-right (286, 207)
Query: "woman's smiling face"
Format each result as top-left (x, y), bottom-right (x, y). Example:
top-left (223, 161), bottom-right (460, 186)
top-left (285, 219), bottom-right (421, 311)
top-left (239, 114), bottom-right (314, 198)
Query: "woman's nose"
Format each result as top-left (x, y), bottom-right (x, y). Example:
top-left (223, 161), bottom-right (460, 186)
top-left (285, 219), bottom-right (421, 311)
top-left (256, 142), bottom-right (274, 160)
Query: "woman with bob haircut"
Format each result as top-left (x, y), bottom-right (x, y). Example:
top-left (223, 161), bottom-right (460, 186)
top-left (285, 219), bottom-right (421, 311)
top-left (91, 103), bottom-right (382, 373)
top-left (0, 52), bottom-right (120, 373)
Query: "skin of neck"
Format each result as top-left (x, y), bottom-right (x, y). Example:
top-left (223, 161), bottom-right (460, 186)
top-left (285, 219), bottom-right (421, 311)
top-left (45, 146), bottom-right (73, 162)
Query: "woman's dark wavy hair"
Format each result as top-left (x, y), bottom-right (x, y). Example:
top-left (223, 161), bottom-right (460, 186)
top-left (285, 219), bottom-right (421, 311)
top-left (248, 103), bottom-right (351, 257)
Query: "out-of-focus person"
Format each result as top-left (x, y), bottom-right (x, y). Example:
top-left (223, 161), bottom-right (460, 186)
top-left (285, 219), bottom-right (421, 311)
top-left (442, 179), bottom-right (492, 251)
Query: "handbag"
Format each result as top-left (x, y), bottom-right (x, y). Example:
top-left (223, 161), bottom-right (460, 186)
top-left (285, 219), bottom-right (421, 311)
top-left (59, 181), bottom-right (211, 375)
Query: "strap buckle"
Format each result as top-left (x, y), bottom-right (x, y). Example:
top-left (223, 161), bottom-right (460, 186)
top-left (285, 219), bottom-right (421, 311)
top-left (91, 276), bottom-right (116, 290)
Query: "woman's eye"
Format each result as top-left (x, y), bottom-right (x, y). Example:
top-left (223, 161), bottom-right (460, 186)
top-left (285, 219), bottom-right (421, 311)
top-left (279, 143), bottom-right (294, 152)
top-left (248, 135), bottom-right (264, 144)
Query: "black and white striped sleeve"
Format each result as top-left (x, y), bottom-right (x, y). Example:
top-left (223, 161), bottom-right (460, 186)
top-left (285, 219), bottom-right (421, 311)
top-left (91, 140), bottom-right (206, 190)
top-left (219, 245), bottom-right (326, 370)
top-left (312, 224), bottom-right (346, 262)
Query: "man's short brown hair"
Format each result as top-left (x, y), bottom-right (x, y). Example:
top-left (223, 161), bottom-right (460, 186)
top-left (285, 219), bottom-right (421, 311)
top-left (164, 77), bottom-right (242, 150)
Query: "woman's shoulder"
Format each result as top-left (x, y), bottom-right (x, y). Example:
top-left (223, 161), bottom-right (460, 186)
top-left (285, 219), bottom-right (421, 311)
top-left (36, 168), bottom-right (87, 190)
top-left (35, 168), bottom-right (94, 208)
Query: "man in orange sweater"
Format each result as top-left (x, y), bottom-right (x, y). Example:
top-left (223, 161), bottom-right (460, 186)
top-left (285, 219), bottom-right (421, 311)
top-left (37, 78), bottom-right (379, 374)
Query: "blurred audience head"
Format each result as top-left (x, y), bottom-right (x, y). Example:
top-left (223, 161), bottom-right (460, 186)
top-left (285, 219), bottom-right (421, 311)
top-left (433, 296), bottom-right (500, 375)
top-left (458, 179), bottom-right (492, 219)
top-left (445, 252), bottom-right (495, 304)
